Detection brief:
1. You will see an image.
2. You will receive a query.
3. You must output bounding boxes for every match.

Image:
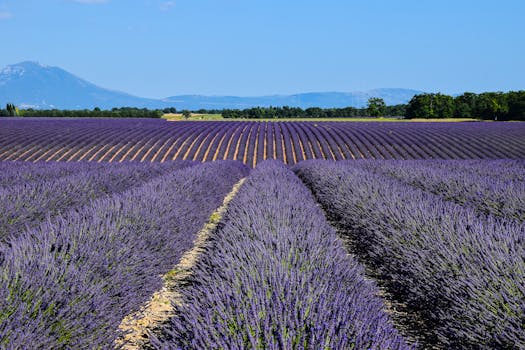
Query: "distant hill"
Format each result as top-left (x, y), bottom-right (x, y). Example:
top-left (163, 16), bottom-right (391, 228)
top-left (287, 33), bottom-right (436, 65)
top-left (0, 61), bottom-right (160, 110)
top-left (162, 89), bottom-right (423, 110)
top-left (0, 61), bottom-right (423, 110)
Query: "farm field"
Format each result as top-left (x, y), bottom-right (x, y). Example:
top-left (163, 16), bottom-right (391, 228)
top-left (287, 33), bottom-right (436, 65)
top-left (162, 114), bottom-right (480, 122)
top-left (0, 160), bottom-right (249, 348)
top-left (0, 118), bottom-right (524, 166)
top-left (3, 0), bottom-right (524, 348)
top-left (295, 159), bottom-right (525, 348)
top-left (0, 119), bottom-right (524, 349)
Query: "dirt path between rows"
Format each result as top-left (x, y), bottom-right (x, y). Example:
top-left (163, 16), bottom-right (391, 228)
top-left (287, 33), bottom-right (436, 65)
top-left (115, 177), bottom-right (247, 349)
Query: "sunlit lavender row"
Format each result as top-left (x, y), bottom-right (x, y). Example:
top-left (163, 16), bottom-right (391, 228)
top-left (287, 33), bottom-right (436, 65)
top-left (353, 159), bottom-right (525, 221)
top-left (0, 161), bottom-right (94, 189)
top-left (1, 119), bottom-right (524, 166)
top-left (295, 160), bottom-right (525, 349)
top-left (153, 161), bottom-right (413, 349)
top-left (0, 161), bottom-right (248, 348)
top-left (0, 154), bottom-right (524, 349)
top-left (0, 161), bottom-right (195, 243)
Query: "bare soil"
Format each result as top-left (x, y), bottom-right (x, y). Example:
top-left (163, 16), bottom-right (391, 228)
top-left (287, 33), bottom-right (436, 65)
top-left (115, 178), bottom-right (246, 349)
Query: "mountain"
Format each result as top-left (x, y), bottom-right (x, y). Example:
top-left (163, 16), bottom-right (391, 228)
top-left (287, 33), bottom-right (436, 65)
top-left (0, 61), bottom-right (160, 110)
top-left (161, 89), bottom-right (423, 110)
top-left (0, 61), bottom-right (423, 110)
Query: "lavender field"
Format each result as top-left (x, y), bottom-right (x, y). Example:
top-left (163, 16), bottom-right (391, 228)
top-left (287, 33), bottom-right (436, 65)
top-left (1, 119), bottom-right (524, 166)
top-left (0, 119), bottom-right (524, 349)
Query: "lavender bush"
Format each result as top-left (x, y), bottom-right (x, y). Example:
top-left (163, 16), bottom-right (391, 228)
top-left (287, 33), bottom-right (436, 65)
top-left (154, 160), bottom-right (412, 350)
top-left (295, 160), bottom-right (525, 349)
top-left (0, 161), bottom-right (99, 189)
top-left (353, 159), bottom-right (525, 221)
top-left (0, 161), bottom-right (249, 349)
top-left (0, 161), bottom-right (194, 243)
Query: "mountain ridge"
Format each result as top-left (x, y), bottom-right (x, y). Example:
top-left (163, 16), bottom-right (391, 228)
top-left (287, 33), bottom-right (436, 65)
top-left (0, 61), bottom-right (423, 110)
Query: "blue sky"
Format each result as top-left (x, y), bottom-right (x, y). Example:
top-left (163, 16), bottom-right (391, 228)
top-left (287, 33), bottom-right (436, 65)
top-left (0, 0), bottom-right (523, 98)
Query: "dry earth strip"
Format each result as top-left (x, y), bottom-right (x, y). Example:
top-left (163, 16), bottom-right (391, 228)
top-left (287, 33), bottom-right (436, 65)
top-left (116, 177), bottom-right (247, 349)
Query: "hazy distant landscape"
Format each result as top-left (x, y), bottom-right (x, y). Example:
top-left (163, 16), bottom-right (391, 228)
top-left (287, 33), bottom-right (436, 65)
top-left (2, 61), bottom-right (524, 121)
top-left (0, 61), bottom-right (422, 110)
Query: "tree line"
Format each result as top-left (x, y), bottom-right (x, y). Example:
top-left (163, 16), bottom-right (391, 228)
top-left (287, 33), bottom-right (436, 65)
top-left (0, 104), bottom-right (406, 119)
top-left (220, 91), bottom-right (525, 120)
top-left (0, 107), bottom-right (164, 118)
top-left (221, 104), bottom-right (407, 119)
top-left (1, 90), bottom-right (524, 120)
top-left (405, 91), bottom-right (525, 120)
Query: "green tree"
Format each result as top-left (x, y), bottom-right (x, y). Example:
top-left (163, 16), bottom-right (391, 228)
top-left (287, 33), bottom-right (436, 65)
top-left (182, 110), bottom-right (191, 119)
top-left (385, 104), bottom-right (406, 117)
top-left (6, 103), bottom-right (18, 116)
top-left (433, 93), bottom-right (455, 118)
top-left (475, 92), bottom-right (508, 120)
top-left (367, 97), bottom-right (386, 117)
top-left (406, 93), bottom-right (454, 119)
top-left (454, 92), bottom-right (477, 118)
top-left (507, 91), bottom-right (525, 121)
top-left (305, 107), bottom-right (323, 118)
top-left (406, 94), bottom-right (433, 118)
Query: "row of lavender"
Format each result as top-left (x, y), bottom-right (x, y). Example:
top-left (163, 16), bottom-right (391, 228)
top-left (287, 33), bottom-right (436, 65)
top-left (1, 119), bottom-right (524, 165)
top-left (0, 161), bottom-right (196, 243)
top-left (294, 160), bottom-right (525, 349)
top-left (0, 161), bottom-right (249, 348)
top-left (1, 158), bottom-right (523, 348)
top-left (153, 161), bottom-right (413, 349)
top-left (353, 159), bottom-right (525, 222)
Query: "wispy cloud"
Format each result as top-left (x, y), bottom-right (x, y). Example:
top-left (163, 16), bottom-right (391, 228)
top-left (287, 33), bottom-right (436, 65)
top-left (160, 1), bottom-right (175, 11)
top-left (74, 0), bottom-right (110, 4)
top-left (0, 11), bottom-right (12, 20)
